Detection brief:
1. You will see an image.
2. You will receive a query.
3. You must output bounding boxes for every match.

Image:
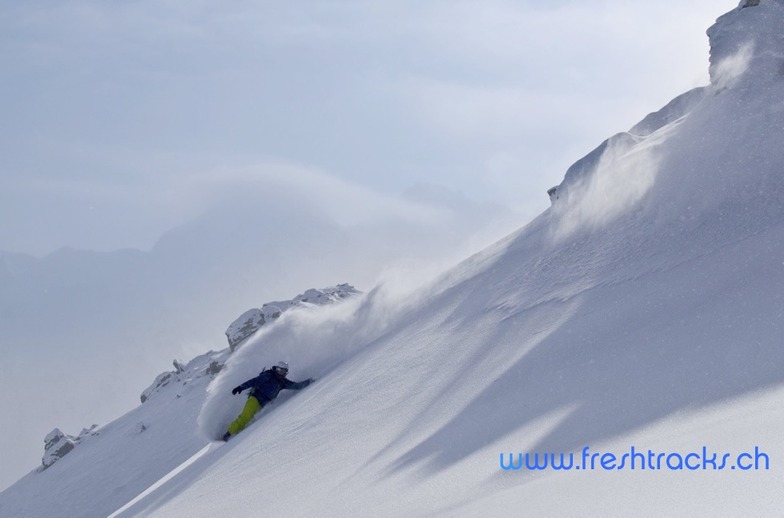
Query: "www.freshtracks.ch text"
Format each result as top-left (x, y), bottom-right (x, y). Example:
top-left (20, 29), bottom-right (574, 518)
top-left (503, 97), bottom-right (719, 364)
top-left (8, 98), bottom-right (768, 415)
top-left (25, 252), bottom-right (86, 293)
top-left (500, 446), bottom-right (769, 472)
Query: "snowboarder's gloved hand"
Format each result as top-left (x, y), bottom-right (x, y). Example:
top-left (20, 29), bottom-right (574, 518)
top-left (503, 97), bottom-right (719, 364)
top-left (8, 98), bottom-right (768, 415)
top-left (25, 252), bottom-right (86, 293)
top-left (231, 386), bottom-right (243, 395)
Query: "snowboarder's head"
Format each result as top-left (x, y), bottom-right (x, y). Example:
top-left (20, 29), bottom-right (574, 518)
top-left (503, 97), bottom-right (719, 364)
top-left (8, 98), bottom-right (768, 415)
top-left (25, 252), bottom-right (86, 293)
top-left (273, 361), bottom-right (289, 377)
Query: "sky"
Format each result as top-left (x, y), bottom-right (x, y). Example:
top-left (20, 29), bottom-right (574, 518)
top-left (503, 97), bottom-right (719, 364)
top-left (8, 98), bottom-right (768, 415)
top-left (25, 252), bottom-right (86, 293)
top-left (0, 0), bottom-right (737, 256)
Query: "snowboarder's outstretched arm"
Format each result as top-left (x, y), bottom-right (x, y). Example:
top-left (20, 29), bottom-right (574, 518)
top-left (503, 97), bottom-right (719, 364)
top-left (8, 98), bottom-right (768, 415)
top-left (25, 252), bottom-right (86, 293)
top-left (282, 377), bottom-right (314, 390)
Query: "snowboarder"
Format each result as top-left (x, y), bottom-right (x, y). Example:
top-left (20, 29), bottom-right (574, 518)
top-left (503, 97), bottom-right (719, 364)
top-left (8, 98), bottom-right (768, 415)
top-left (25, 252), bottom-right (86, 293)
top-left (222, 361), bottom-right (314, 441)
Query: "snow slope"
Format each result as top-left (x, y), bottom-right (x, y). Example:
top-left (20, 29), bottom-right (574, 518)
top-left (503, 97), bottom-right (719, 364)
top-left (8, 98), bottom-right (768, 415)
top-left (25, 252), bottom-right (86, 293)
top-left (2, 1), bottom-right (784, 516)
top-left (0, 349), bottom-right (220, 517)
top-left (0, 179), bottom-right (516, 492)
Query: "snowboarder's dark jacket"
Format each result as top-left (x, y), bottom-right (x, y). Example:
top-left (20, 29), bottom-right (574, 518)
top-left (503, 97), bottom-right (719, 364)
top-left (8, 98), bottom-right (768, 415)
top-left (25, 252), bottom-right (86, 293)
top-left (237, 369), bottom-right (312, 403)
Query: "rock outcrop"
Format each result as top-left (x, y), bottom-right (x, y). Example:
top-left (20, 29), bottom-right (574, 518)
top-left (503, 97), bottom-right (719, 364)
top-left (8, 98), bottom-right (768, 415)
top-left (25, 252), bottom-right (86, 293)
top-left (41, 425), bottom-right (98, 470)
top-left (141, 353), bottom-right (226, 404)
top-left (225, 284), bottom-right (360, 350)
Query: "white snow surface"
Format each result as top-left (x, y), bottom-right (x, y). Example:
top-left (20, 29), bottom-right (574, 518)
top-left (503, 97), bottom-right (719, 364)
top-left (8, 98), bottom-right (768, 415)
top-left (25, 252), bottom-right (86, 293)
top-left (2, 2), bottom-right (784, 516)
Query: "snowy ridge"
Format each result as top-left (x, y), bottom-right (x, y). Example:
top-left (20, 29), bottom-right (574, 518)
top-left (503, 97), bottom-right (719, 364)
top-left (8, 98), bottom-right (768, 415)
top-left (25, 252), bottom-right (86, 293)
top-left (547, 85), bottom-right (707, 206)
top-left (2, 2), bottom-right (784, 516)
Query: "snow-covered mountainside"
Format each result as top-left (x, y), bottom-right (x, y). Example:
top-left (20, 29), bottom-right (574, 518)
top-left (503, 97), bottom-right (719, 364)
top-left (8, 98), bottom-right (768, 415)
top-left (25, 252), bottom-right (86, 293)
top-left (2, 1), bottom-right (784, 516)
top-left (0, 183), bottom-right (516, 493)
top-left (17, 284), bottom-right (359, 482)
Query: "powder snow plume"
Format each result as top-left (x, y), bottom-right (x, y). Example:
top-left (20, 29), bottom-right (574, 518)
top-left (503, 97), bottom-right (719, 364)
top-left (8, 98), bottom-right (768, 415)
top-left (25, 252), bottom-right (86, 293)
top-left (197, 284), bottom-right (416, 439)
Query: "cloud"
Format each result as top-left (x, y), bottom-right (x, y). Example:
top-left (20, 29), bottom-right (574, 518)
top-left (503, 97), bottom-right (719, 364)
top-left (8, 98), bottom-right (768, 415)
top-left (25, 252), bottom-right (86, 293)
top-left (0, 0), bottom-right (739, 256)
top-left (169, 163), bottom-right (452, 228)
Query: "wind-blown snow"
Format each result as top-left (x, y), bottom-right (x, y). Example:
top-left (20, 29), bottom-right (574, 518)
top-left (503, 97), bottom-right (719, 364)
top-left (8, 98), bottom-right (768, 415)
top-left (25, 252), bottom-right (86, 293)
top-left (198, 291), bottom-right (397, 441)
top-left (2, 2), bottom-right (784, 516)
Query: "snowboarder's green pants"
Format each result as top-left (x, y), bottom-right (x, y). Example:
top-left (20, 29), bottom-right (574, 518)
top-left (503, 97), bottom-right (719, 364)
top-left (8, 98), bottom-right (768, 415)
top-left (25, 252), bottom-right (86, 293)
top-left (227, 396), bottom-right (262, 435)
